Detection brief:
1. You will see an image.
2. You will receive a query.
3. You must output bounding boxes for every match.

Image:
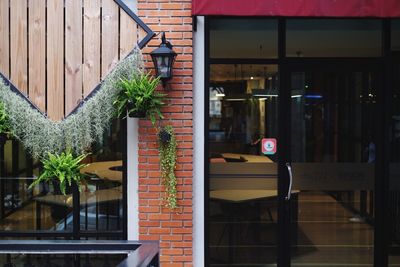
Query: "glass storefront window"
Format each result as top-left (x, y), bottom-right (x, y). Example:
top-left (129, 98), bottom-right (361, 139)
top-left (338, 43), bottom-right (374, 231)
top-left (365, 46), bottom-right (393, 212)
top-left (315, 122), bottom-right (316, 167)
top-left (0, 119), bottom-right (125, 237)
top-left (208, 64), bottom-right (279, 265)
top-left (290, 68), bottom-right (378, 266)
top-left (286, 19), bottom-right (382, 57)
top-left (389, 61), bottom-right (400, 266)
top-left (392, 20), bottom-right (400, 51)
top-left (209, 19), bottom-right (278, 59)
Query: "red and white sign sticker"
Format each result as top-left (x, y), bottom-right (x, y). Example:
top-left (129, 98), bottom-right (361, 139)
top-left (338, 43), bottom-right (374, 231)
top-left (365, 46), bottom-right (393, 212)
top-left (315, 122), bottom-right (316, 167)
top-left (262, 138), bottom-right (277, 155)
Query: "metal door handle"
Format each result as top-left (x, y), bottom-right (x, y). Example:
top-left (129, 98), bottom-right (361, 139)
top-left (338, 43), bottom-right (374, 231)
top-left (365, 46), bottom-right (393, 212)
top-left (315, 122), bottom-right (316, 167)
top-left (285, 163), bottom-right (293, 201)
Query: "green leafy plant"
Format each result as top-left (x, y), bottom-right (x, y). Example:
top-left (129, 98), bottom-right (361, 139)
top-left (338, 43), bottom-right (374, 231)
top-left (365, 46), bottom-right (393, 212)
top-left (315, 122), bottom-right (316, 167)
top-left (29, 150), bottom-right (89, 195)
top-left (158, 125), bottom-right (178, 209)
top-left (114, 72), bottom-right (166, 125)
top-left (0, 101), bottom-right (11, 136)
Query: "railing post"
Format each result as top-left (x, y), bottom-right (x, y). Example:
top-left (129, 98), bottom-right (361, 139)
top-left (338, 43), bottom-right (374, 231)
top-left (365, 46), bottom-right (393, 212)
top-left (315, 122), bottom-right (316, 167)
top-left (73, 183), bottom-right (80, 239)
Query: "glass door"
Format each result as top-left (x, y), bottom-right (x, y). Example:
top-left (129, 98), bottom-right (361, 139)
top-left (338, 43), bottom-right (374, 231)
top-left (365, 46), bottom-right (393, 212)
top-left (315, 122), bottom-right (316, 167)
top-left (287, 64), bottom-right (380, 266)
top-left (389, 55), bottom-right (400, 266)
top-left (208, 64), bottom-right (283, 266)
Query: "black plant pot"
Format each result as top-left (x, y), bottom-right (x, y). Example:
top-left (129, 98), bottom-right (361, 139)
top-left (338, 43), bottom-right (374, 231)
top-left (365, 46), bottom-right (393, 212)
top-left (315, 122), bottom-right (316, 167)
top-left (127, 102), bottom-right (146, 118)
top-left (0, 133), bottom-right (7, 147)
top-left (159, 129), bottom-right (172, 144)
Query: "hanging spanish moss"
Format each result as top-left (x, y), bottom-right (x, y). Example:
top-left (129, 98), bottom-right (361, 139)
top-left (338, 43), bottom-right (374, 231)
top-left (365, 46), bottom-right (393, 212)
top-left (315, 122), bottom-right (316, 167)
top-left (0, 48), bottom-right (143, 159)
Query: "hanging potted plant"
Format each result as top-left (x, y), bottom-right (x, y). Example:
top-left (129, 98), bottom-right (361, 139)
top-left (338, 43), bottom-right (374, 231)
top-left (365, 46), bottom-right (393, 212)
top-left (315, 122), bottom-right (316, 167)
top-left (29, 150), bottom-right (89, 195)
top-left (0, 101), bottom-right (11, 146)
top-left (114, 72), bottom-right (166, 125)
top-left (158, 125), bottom-right (178, 210)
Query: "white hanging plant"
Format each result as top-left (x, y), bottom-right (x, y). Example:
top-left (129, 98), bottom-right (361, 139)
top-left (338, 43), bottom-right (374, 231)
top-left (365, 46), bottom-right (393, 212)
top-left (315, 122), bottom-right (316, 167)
top-left (0, 48), bottom-right (143, 159)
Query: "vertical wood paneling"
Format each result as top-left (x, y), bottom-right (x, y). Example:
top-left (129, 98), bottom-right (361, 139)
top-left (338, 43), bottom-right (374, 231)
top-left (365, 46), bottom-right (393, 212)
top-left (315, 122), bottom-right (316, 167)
top-left (47, 0), bottom-right (64, 120)
top-left (29, 0), bottom-right (46, 111)
top-left (101, 0), bottom-right (119, 79)
top-left (83, 0), bottom-right (100, 96)
top-left (138, 27), bottom-right (147, 45)
top-left (10, 0), bottom-right (28, 94)
top-left (119, 8), bottom-right (137, 59)
top-left (65, 0), bottom-right (83, 114)
top-left (1, 0), bottom-right (145, 120)
top-left (0, 0), bottom-right (9, 77)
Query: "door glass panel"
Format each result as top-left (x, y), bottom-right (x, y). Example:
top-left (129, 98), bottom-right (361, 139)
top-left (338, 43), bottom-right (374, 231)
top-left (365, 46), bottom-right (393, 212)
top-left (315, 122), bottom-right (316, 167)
top-left (392, 20), bottom-right (400, 51)
top-left (286, 19), bottom-right (382, 57)
top-left (209, 19), bottom-right (278, 59)
top-left (79, 119), bottom-right (124, 233)
top-left (0, 120), bottom-right (124, 237)
top-left (389, 62), bottom-right (400, 265)
top-left (290, 68), bottom-right (376, 266)
top-left (0, 139), bottom-right (70, 231)
top-left (208, 64), bottom-right (279, 266)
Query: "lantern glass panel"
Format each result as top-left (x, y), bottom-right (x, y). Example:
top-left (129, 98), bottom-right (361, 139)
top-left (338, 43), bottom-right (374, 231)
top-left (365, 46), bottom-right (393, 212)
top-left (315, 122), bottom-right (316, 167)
top-left (156, 56), bottom-right (170, 78)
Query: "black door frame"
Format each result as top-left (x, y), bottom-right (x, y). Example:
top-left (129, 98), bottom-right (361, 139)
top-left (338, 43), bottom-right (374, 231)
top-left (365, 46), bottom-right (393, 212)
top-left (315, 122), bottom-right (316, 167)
top-left (285, 60), bottom-right (384, 267)
top-left (205, 17), bottom-right (395, 267)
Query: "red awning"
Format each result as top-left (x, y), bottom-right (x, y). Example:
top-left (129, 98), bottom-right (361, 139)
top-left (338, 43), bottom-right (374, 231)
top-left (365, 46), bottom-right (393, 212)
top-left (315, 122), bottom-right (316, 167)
top-left (192, 0), bottom-right (400, 17)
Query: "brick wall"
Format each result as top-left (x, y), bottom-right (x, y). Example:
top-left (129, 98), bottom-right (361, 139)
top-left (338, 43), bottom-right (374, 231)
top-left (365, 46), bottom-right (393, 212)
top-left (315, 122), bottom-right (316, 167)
top-left (137, 0), bottom-right (193, 266)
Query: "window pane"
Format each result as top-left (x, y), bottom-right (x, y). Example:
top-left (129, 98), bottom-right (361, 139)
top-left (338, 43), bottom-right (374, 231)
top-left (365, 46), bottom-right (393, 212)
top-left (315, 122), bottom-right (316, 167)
top-left (80, 119), bottom-right (124, 232)
top-left (388, 62), bottom-right (400, 266)
top-left (0, 139), bottom-right (69, 232)
top-left (210, 19), bottom-right (278, 59)
top-left (208, 64), bottom-right (280, 265)
top-left (290, 68), bottom-right (378, 266)
top-left (286, 19), bottom-right (382, 57)
top-left (392, 20), bottom-right (400, 51)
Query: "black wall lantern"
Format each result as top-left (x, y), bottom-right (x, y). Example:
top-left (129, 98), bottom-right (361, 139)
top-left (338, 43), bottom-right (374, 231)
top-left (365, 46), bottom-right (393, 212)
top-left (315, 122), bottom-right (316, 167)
top-left (150, 32), bottom-right (177, 88)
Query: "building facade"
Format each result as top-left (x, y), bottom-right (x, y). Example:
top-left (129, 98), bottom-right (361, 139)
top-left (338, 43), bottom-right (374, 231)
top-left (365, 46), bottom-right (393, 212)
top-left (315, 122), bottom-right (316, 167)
top-left (0, 1), bottom-right (400, 267)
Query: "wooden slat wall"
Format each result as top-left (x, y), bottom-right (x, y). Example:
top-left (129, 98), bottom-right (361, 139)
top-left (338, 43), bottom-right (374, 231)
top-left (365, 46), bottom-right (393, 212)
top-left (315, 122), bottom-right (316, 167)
top-left (47, 0), bottom-right (65, 121)
top-left (65, 0), bottom-right (83, 115)
top-left (102, 0), bottom-right (119, 79)
top-left (0, 0), bottom-right (145, 121)
top-left (29, 0), bottom-right (46, 111)
top-left (83, 0), bottom-right (101, 97)
top-left (10, 0), bottom-right (28, 94)
top-left (0, 1), bottom-right (9, 77)
top-left (120, 9), bottom-right (138, 59)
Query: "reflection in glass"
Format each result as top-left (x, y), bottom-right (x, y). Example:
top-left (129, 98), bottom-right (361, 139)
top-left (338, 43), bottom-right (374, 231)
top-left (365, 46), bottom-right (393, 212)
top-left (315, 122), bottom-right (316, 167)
top-left (79, 119), bottom-right (124, 232)
top-left (389, 64), bottom-right (400, 265)
top-left (393, 20), bottom-right (400, 51)
top-left (208, 64), bottom-right (280, 266)
top-left (0, 139), bottom-right (52, 231)
top-left (286, 19), bottom-right (382, 57)
top-left (290, 69), bottom-right (377, 266)
top-left (210, 19), bottom-right (278, 59)
top-left (0, 119), bottom-right (124, 235)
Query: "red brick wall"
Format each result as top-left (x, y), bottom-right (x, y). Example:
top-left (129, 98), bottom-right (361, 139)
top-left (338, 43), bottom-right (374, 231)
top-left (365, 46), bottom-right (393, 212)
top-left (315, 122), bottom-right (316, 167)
top-left (137, 1), bottom-right (193, 266)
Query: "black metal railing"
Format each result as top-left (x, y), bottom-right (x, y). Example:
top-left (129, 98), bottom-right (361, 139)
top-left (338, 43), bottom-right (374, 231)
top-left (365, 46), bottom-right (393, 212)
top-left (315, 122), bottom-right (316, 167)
top-left (0, 240), bottom-right (159, 267)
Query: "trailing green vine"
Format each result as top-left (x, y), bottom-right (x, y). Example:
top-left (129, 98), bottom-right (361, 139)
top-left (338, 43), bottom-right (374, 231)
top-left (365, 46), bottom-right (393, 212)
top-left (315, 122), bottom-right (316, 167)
top-left (0, 48), bottom-right (143, 159)
top-left (158, 125), bottom-right (178, 210)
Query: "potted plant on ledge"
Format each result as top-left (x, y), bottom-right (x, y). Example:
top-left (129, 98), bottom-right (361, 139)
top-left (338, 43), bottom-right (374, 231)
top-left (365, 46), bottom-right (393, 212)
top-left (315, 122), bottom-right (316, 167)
top-left (114, 72), bottom-right (166, 125)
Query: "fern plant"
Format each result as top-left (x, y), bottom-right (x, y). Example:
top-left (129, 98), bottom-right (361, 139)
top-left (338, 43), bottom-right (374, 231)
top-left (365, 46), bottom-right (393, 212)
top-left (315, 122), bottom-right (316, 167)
top-left (158, 125), bottom-right (178, 209)
top-left (114, 72), bottom-right (166, 125)
top-left (29, 150), bottom-right (89, 195)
